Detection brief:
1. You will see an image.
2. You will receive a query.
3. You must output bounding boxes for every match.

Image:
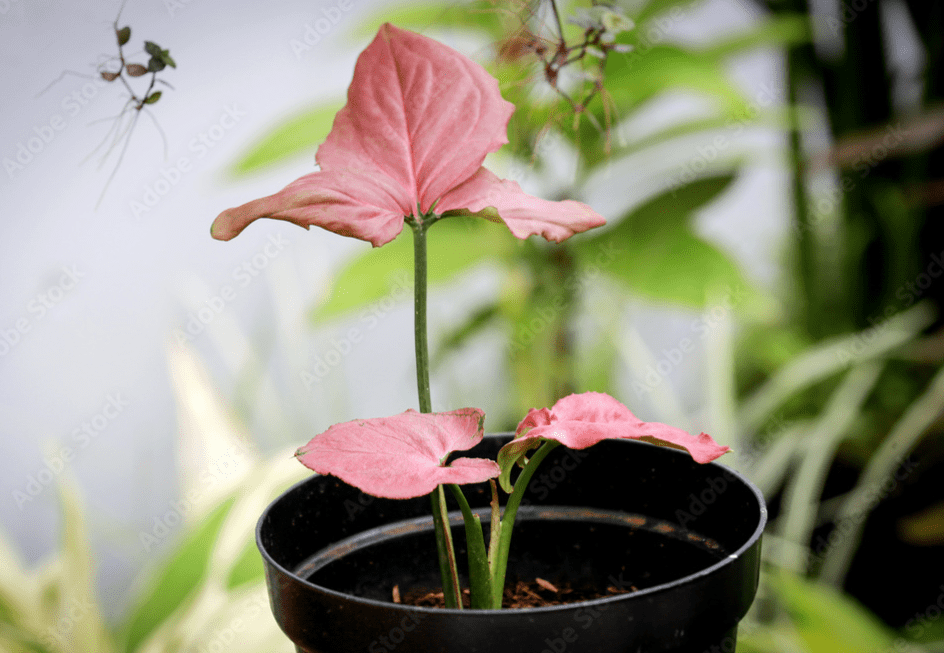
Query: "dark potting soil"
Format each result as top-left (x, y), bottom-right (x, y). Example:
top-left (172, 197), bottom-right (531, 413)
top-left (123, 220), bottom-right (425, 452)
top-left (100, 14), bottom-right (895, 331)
top-left (305, 516), bottom-right (726, 608)
top-left (393, 576), bottom-right (636, 609)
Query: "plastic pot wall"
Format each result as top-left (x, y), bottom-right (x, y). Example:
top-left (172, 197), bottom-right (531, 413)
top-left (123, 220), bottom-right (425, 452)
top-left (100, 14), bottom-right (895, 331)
top-left (257, 436), bottom-right (767, 653)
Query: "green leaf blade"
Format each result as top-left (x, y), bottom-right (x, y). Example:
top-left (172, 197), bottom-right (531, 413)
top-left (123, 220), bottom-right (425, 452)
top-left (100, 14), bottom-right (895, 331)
top-left (119, 497), bottom-right (237, 653)
top-left (230, 102), bottom-right (343, 176)
top-left (575, 174), bottom-right (758, 307)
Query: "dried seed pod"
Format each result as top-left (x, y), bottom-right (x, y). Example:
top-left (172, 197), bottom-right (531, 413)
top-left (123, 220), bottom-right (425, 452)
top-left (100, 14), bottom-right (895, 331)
top-left (125, 63), bottom-right (147, 77)
top-left (100, 70), bottom-right (120, 82)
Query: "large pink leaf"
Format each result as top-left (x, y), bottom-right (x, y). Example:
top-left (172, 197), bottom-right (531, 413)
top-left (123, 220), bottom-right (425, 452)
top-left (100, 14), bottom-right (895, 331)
top-left (438, 167), bottom-right (606, 242)
top-left (213, 23), bottom-right (513, 246)
top-left (317, 23), bottom-right (514, 214)
top-left (497, 392), bottom-right (729, 490)
top-left (210, 169), bottom-right (409, 245)
top-left (296, 408), bottom-right (499, 499)
top-left (211, 23), bottom-right (605, 246)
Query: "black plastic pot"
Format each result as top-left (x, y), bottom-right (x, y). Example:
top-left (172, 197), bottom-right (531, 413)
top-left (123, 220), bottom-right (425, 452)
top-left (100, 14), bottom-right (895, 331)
top-left (257, 435), bottom-right (767, 653)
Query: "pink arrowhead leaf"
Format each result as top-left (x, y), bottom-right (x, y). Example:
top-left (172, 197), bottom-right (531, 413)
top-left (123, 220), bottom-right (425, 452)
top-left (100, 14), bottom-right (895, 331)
top-left (295, 408), bottom-right (499, 499)
top-left (497, 392), bottom-right (730, 491)
top-left (211, 23), bottom-right (605, 246)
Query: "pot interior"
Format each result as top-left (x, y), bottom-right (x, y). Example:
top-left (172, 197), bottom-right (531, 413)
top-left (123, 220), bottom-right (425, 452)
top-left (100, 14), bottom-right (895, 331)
top-left (301, 505), bottom-right (728, 604)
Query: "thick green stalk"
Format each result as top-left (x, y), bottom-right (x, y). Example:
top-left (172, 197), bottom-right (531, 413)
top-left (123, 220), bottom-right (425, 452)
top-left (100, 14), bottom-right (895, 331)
top-left (489, 440), bottom-right (561, 606)
top-left (448, 484), bottom-right (493, 609)
top-left (410, 214), bottom-right (462, 608)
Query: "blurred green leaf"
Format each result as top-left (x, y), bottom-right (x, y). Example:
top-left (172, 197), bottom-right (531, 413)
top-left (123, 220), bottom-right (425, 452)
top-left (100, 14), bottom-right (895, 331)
top-left (352, 1), bottom-right (508, 41)
top-left (600, 45), bottom-right (751, 117)
top-left (313, 216), bottom-right (517, 320)
top-left (116, 26), bottom-right (131, 47)
top-left (230, 102), bottom-right (343, 176)
top-left (702, 14), bottom-right (810, 60)
top-left (226, 538), bottom-right (265, 590)
top-left (768, 571), bottom-right (897, 653)
top-left (58, 483), bottom-right (110, 653)
top-left (432, 303), bottom-right (502, 366)
top-left (119, 497), bottom-right (236, 653)
top-left (576, 174), bottom-right (756, 306)
top-left (738, 301), bottom-right (937, 431)
top-left (633, 0), bottom-right (698, 26)
top-left (0, 626), bottom-right (56, 653)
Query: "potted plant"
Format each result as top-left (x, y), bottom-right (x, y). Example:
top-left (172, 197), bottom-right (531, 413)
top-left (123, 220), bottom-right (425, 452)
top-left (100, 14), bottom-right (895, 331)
top-left (211, 21), bottom-right (767, 652)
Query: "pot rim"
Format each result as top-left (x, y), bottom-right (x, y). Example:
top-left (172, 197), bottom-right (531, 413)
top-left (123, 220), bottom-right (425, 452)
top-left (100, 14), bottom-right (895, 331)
top-left (256, 437), bottom-right (767, 615)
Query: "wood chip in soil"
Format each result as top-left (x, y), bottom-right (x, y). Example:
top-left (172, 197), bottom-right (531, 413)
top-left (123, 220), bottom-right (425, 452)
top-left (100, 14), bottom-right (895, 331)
top-left (397, 578), bottom-right (634, 609)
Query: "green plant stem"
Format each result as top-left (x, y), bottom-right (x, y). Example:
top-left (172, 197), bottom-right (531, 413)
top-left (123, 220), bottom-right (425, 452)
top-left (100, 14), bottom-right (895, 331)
top-left (448, 485), bottom-right (493, 608)
top-left (430, 486), bottom-right (461, 608)
top-left (410, 216), bottom-right (432, 414)
top-left (487, 479), bottom-right (501, 572)
top-left (409, 213), bottom-right (462, 609)
top-left (489, 440), bottom-right (561, 607)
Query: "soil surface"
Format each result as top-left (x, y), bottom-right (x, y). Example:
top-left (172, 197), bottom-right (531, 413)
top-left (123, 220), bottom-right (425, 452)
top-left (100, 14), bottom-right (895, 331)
top-left (393, 577), bottom-right (637, 609)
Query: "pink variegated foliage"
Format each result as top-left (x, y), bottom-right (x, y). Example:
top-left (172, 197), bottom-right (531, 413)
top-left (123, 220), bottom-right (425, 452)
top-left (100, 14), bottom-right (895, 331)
top-left (295, 408), bottom-right (499, 499)
top-left (497, 392), bottom-right (730, 490)
top-left (296, 393), bottom-right (728, 500)
top-left (211, 23), bottom-right (605, 246)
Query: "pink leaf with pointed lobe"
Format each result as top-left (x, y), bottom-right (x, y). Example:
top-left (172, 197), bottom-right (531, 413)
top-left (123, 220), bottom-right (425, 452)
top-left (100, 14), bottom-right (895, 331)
top-left (295, 408), bottom-right (499, 499)
top-left (211, 23), bottom-right (605, 246)
top-left (438, 167), bottom-right (606, 242)
top-left (497, 392), bottom-right (729, 490)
